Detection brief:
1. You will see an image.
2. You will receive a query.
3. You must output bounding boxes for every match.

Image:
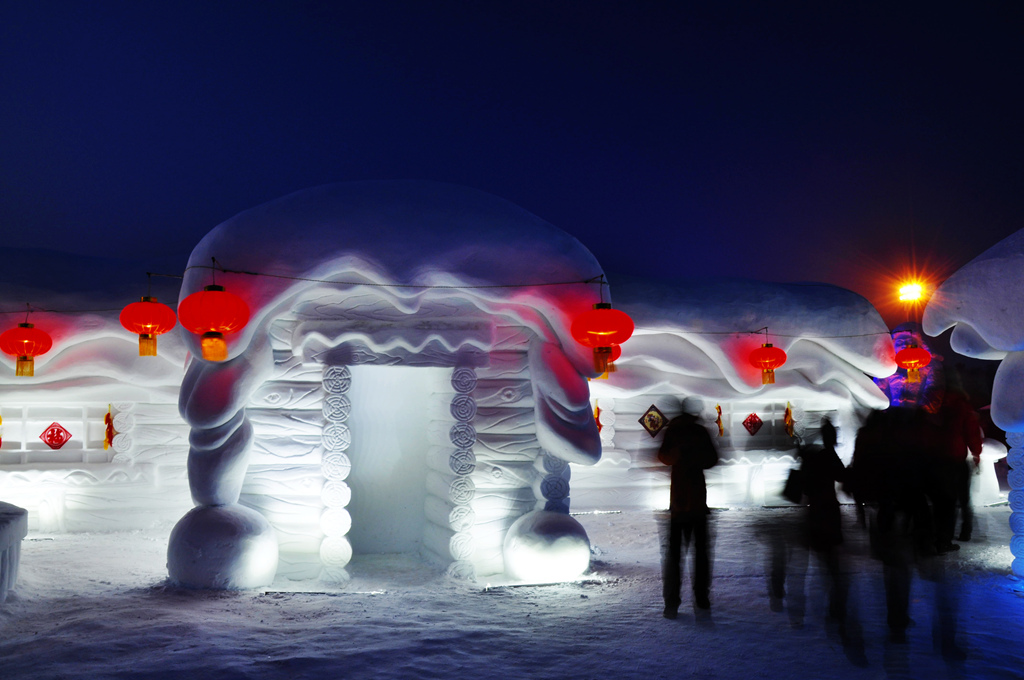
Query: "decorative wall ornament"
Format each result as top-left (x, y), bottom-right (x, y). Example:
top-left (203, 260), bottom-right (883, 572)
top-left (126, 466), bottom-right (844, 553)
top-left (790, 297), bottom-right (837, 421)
top-left (715, 404), bottom-right (724, 437)
top-left (39, 422), bottom-right (72, 450)
top-left (742, 413), bottom-right (763, 436)
top-left (638, 404), bottom-right (667, 437)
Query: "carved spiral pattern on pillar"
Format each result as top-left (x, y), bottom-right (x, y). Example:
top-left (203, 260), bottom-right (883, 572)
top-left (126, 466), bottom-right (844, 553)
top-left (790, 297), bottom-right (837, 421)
top-left (450, 367), bottom-right (477, 394)
top-left (446, 560), bottom-right (476, 580)
top-left (449, 422), bottom-right (477, 449)
top-left (449, 531), bottom-right (475, 560)
top-left (322, 423), bottom-right (352, 452)
top-left (323, 394), bottom-right (351, 422)
top-left (322, 480), bottom-right (352, 508)
top-left (1010, 449), bottom-right (1024, 468)
top-left (111, 433), bottom-right (132, 454)
top-left (322, 452), bottom-right (351, 481)
top-left (598, 409), bottom-right (617, 427)
top-left (448, 449), bottom-right (476, 475)
top-left (540, 452), bottom-right (568, 475)
top-left (449, 505), bottom-right (476, 533)
top-left (323, 365), bottom-right (352, 394)
top-left (112, 401), bottom-right (135, 412)
top-left (112, 412), bottom-right (135, 432)
top-left (320, 536), bottom-right (353, 567)
top-left (1010, 512), bottom-right (1024, 536)
top-left (540, 474), bottom-right (570, 500)
top-left (449, 394), bottom-right (477, 422)
top-left (449, 476), bottom-right (476, 504)
top-left (1009, 431), bottom-right (1024, 577)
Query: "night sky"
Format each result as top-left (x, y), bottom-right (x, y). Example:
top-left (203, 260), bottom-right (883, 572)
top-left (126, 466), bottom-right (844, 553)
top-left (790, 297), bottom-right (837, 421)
top-left (1, 2), bottom-right (1020, 323)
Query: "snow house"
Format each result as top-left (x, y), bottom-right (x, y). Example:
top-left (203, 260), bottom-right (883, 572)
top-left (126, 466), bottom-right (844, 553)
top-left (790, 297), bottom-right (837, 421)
top-left (0, 180), bottom-right (912, 590)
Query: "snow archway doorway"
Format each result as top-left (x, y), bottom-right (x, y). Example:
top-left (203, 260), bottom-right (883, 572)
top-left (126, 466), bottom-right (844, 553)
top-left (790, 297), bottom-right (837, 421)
top-left (344, 365), bottom-right (441, 557)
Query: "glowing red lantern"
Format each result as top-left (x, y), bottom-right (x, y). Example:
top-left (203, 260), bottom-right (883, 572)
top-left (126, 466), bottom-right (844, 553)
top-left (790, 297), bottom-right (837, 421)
top-left (177, 285), bottom-right (250, 361)
top-left (120, 296), bottom-right (177, 356)
top-left (0, 323), bottom-right (53, 376)
top-left (571, 303), bottom-right (634, 348)
top-left (749, 343), bottom-right (787, 385)
top-left (895, 346), bottom-right (931, 383)
top-left (571, 303), bottom-right (634, 373)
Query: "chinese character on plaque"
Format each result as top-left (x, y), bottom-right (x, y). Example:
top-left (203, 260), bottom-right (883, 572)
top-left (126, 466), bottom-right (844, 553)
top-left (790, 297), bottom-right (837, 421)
top-left (742, 413), bottom-right (763, 436)
top-left (40, 422), bottom-right (72, 450)
top-left (639, 404), bottom-right (668, 437)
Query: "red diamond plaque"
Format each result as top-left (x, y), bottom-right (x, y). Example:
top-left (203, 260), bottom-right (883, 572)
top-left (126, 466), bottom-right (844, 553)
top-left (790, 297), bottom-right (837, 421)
top-left (742, 413), bottom-right (763, 436)
top-left (40, 422), bottom-right (72, 450)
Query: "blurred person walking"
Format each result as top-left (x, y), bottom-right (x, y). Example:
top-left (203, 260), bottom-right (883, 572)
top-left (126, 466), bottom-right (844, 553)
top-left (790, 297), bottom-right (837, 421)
top-left (658, 396), bottom-right (718, 619)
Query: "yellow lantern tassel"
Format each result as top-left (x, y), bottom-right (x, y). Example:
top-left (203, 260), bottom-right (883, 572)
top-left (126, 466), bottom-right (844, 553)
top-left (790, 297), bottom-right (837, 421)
top-left (16, 355), bottom-right (33, 377)
top-left (907, 367), bottom-right (921, 383)
top-left (200, 332), bottom-right (228, 361)
top-left (139, 334), bottom-right (157, 357)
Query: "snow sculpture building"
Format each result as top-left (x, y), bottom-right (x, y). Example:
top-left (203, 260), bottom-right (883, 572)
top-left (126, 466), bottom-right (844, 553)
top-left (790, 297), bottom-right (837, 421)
top-left (924, 227), bottom-right (1024, 576)
top-left (168, 181), bottom-right (607, 587)
top-left (576, 277), bottom-right (896, 510)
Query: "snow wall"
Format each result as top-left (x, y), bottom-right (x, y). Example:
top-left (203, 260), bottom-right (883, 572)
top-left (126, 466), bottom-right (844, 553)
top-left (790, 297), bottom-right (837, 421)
top-left (579, 276), bottom-right (895, 511)
top-left (923, 226), bottom-right (1024, 576)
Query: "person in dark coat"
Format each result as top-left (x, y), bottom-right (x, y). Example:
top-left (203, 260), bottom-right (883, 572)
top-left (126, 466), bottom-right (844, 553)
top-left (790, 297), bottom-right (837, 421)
top-left (658, 396), bottom-right (718, 619)
top-left (798, 417), bottom-right (848, 621)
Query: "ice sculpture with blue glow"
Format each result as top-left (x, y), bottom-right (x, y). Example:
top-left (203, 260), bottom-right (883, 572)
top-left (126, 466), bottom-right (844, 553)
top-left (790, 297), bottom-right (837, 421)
top-left (924, 227), bottom-right (1024, 576)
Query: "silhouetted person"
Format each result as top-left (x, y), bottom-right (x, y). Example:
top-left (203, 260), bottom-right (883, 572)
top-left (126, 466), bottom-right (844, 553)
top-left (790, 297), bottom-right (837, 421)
top-left (850, 407), bottom-right (961, 654)
top-left (800, 418), bottom-right (848, 622)
top-left (659, 396), bottom-right (718, 619)
top-left (937, 382), bottom-right (983, 543)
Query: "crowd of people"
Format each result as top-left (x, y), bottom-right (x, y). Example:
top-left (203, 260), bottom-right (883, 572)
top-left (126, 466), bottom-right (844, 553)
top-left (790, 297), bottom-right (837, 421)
top-left (656, 379), bottom-right (984, 661)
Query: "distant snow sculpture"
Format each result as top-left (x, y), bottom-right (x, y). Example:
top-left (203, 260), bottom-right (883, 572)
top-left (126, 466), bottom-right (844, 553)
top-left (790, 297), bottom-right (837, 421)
top-left (168, 181), bottom-right (607, 587)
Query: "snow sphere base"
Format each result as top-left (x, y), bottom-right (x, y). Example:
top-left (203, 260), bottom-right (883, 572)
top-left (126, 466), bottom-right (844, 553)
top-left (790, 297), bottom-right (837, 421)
top-left (503, 510), bottom-right (590, 582)
top-left (168, 504), bottom-right (278, 589)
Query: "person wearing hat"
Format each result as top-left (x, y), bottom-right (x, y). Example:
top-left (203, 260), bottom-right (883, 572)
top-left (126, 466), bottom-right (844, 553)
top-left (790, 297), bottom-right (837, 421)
top-left (658, 396), bottom-right (719, 618)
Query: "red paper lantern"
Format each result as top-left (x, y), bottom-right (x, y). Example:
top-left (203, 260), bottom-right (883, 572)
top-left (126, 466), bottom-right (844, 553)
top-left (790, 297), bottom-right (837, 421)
top-left (177, 285), bottom-right (250, 361)
top-left (572, 303), bottom-right (634, 373)
top-left (120, 296), bottom-right (178, 356)
top-left (571, 303), bottom-right (634, 348)
top-left (895, 346), bottom-right (931, 383)
top-left (749, 343), bottom-right (787, 385)
top-left (0, 322), bottom-right (53, 376)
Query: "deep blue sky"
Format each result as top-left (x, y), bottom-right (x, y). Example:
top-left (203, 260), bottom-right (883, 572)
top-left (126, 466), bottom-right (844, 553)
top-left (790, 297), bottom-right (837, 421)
top-left (1, 2), bottom-right (1020, 321)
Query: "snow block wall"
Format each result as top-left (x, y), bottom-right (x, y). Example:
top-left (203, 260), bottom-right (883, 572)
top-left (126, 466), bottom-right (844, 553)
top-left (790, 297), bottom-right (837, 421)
top-left (575, 277), bottom-right (896, 511)
top-left (0, 309), bottom-right (192, 534)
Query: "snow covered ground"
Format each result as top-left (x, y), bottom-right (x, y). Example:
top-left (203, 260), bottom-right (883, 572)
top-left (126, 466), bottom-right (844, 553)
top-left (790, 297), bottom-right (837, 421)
top-left (1, 505), bottom-right (1021, 680)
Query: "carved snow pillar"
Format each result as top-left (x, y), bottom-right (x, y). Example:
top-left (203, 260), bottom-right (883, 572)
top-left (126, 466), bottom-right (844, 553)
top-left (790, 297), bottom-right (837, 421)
top-left (423, 366), bottom-right (479, 579)
top-left (1007, 431), bottom-right (1024, 577)
top-left (320, 365), bottom-right (354, 580)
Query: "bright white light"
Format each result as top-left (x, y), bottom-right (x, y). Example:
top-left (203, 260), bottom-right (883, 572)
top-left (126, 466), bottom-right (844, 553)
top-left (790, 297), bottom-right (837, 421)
top-left (898, 282), bottom-right (924, 301)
